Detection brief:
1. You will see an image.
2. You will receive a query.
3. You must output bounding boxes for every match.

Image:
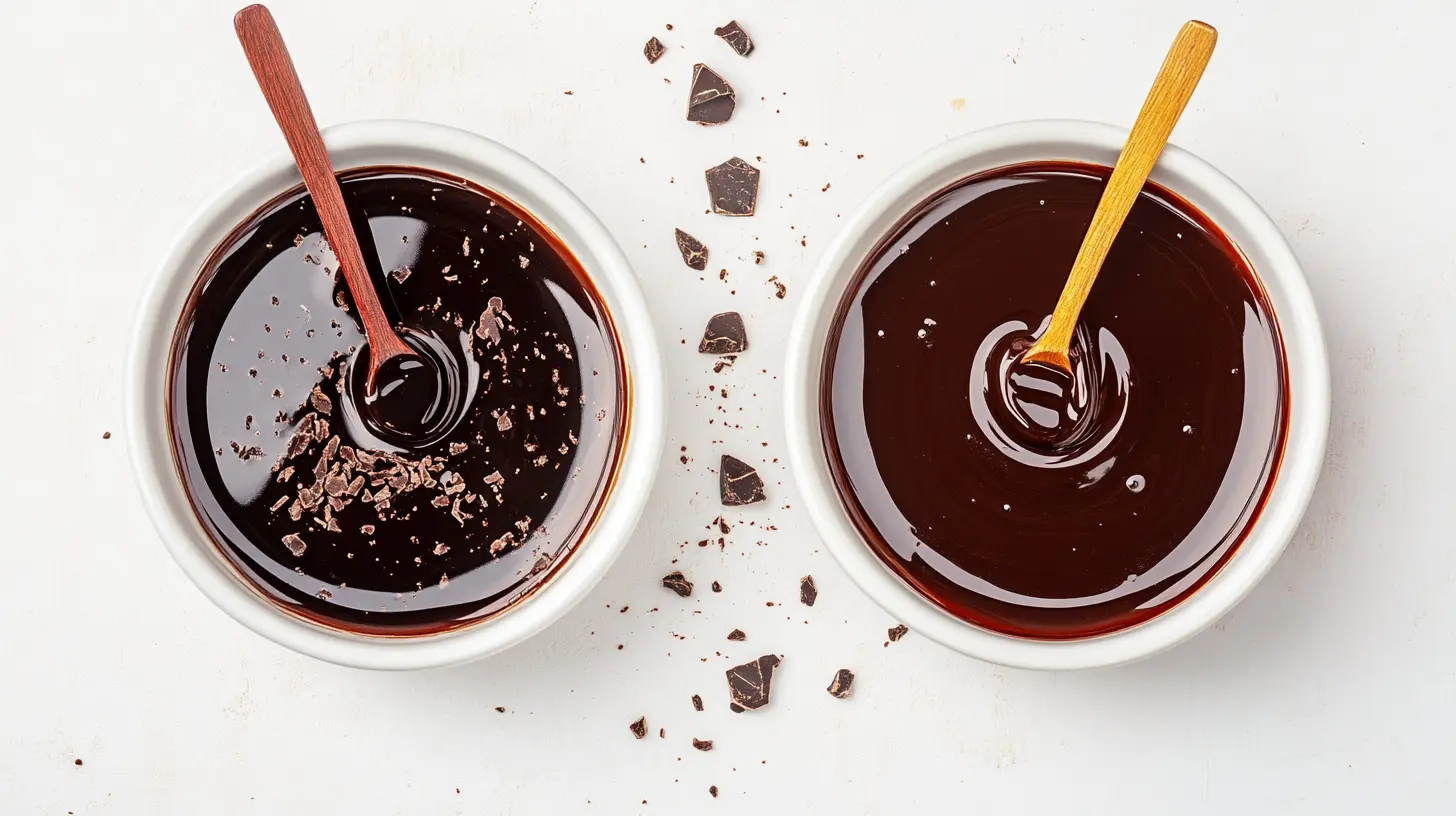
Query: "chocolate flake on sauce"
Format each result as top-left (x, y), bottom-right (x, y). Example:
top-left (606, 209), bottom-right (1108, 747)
top-left (713, 20), bottom-right (754, 56)
top-left (720, 455), bottom-right (766, 506)
top-left (726, 654), bottom-right (780, 711)
top-left (674, 228), bottom-right (709, 270)
top-left (705, 157), bottom-right (759, 215)
top-left (644, 36), bottom-right (666, 64)
top-left (827, 669), bottom-right (855, 698)
top-left (698, 311), bottom-right (748, 354)
top-left (687, 64), bottom-right (736, 126)
top-left (662, 571), bottom-right (694, 597)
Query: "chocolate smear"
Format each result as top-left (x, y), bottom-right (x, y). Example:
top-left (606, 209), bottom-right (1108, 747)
top-left (713, 20), bottom-right (754, 56)
top-left (663, 570), bottom-right (694, 597)
top-left (827, 669), bottom-right (855, 699)
top-left (675, 229), bottom-right (709, 270)
top-left (698, 311), bottom-right (748, 354)
top-left (720, 455), bottom-right (766, 506)
top-left (726, 654), bottom-right (780, 711)
top-left (687, 63), bottom-right (736, 126)
top-left (629, 717), bottom-right (647, 739)
top-left (644, 36), bottom-right (666, 64)
top-left (705, 157), bottom-right (759, 215)
top-left (799, 575), bottom-right (817, 607)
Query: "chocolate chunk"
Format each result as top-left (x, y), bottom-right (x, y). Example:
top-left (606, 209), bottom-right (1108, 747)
top-left (713, 20), bottom-right (754, 56)
top-left (827, 669), bottom-right (855, 699)
top-left (726, 654), bottom-right (780, 711)
top-left (101, 431), bottom-right (111, 439)
top-left (727, 629), bottom-right (746, 641)
top-left (698, 311), bottom-right (748, 355)
top-left (692, 694), bottom-right (704, 711)
top-left (719, 455), bottom-right (766, 506)
top-left (644, 36), bottom-right (666, 64)
top-left (686, 63), bottom-right (736, 126)
top-left (799, 575), bottom-right (817, 607)
top-left (629, 717), bottom-right (647, 739)
top-left (692, 738), bottom-right (714, 752)
top-left (662, 571), bottom-right (693, 597)
top-left (711, 581), bottom-right (722, 593)
top-left (674, 229), bottom-right (709, 270)
top-left (709, 786), bottom-right (719, 798)
top-left (705, 157), bottom-right (759, 216)
top-left (888, 624), bottom-right (909, 642)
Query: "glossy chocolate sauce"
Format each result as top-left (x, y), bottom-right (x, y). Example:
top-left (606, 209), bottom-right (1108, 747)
top-left (824, 162), bottom-right (1287, 639)
top-left (169, 168), bottom-right (624, 634)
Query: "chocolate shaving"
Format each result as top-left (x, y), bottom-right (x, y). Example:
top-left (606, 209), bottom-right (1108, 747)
top-left (644, 36), bottom-right (666, 64)
top-left (662, 571), bottom-right (693, 597)
top-left (281, 533), bottom-right (306, 557)
top-left (686, 63), bottom-right (736, 126)
top-left (705, 157), bottom-right (760, 216)
top-left (720, 454), bottom-right (766, 506)
top-left (698, 311), bottom-right (748, 354)
top-left (799, 575), bottom-right (817, 607)
top-left (674, 229), bottom-right (709, 270)
top-left (713, 20), bottom-right (754, 56)
top-left (725, 654), bottom-right (780, 712)
top-left (629, 717), bottom-right (647, 739)
top-left (827, 669), bottom-right (855, 699)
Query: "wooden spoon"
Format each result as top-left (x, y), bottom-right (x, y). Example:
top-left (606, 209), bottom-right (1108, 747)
top-left (1022, 20), bottom-right (1218, 372)
top-left (234, 4), bottom-right (414, 391)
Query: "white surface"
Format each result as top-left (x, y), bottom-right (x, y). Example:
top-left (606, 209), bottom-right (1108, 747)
top-left (783, 120), bottom-right (1330, 670)
top-left (128, 120), bottom-right (666, 670)
top-left (0, 0), bottom-right (1449, 812)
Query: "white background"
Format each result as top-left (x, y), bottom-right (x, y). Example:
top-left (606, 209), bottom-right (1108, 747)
top-left (1, 0), bottom-right (1451, 812)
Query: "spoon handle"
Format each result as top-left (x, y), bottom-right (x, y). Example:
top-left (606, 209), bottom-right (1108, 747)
top-left (233, 4), bottom-right (412, 368)
top-left (1025, 20), bottom-right (1217, 371)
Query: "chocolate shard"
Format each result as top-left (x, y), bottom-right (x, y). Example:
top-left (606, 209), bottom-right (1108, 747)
top-left (674, 229), bottom-right (709, 270)
top-left (827, 669), bottom-right (855, 699)
top-left (698, 311), bottom-right (748, 355)
top-left (692, 738), bottom-right (714, 752)
top-left (720, 454), bottom-right (766, 506)
top-left (662, 570), bottom-right (694, 597)
top-left (686, 63), bottom-right (736, 126)
top-left (713, 20), bottom-right (754, 57)
top-left (705, 157), bottom-right (759, 215)
top-left (644, 36), bottom-right (666, 64)
top-left (692, 694), bottom-right (704, 711)
top-left (727, 628), bottom-right (746, 641)
top-left (799, 575), bottom-right (817, 607)
top-left (629, 717), bottom-right (647, 739)
top-left (888, 624), bottom-right (909, 642)
top-left (726, 654), bottom-right (780, 712)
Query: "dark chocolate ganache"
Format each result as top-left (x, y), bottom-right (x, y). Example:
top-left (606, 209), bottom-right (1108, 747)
top-left (824, 161), bottom-right (1287, 639)
top-left (169, 168), bottom-right (624, 634)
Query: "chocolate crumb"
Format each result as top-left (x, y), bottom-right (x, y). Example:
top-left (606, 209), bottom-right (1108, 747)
top-left (692, 738), bottom-right (714, 752)
top-left (692, 694), bottom-right (704, 711)
top-left (662, 571), bottom-right (694, 597)
top-left (726, 654), bottom-right (780, 711)
top-left (720, 454), bottom-right (766, 506)
top-left (799, 575), bottom-right (817, 607)
top-left (659, 728), bottom-right (665, 738)
top-left (711, 581), bottom-right (722, 593)
top-left (101, 431), bottom-right (111, 440)
top-left (727, 629), bottom-right (746, 641)
top-left (495, 706), bottom-right (505, 713)
top-left (705, 157), bottom-right (760, 216)
top-left (712, 355), bottom-right (737, 373)
top-left (629, 717), bottom-right (647, 739)
top-left (888, 624), bottom-right (909, 642)
top-left (710, 786), bottom-right (719, 798)
top-left (644, 36), bottom-right (666, 64)
top-left (827, 669), bottom-right (855, 698)
top-left (674, 229), bottom-right (709, 270)
top-left (687, 63), bottom-right (736, 126)
top-left (767, 275), bottom-right (786, 299)
top-left (713, 20), bottom-right (754, 56)
top-left (699, 311), bottom-right (748, 355)
top-left (752, 250), bottom-right (764, 265)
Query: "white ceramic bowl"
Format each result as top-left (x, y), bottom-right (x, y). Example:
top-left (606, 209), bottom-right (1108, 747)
top-left (784, 120), bottom-right (1329, 670)
top-left (127, 120), bottom-right (665, 670)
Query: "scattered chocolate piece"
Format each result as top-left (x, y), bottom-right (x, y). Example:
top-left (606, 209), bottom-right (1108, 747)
top-left (101, 431), bottom-right (111, 440)
top-left (799, 575), bottom-right (817, 607)
top-left (726, 654), bottom-right (780, 711)
top-left (686, 63), bottom-right (736, 126)
top-left (674, 229), bottom-right (709, 270)
top-left (709, 786), bottom-right (719, 798)
top-left (629, 717), bottom-right (648, 739)
top-left (888, 624), bottom-right (909, 642)
top-left (644, 36), bottom-right (666, 64)
top-left (74, 758), bottom-right (83, 766)
top-left (309, 385), bottom-right (333, 415)
top-left (752, 250), bottom-right (764, 264)
top-left (662, 571), bottom-right (694, 597)
top-left (692, 694), bottom-right (704, 711)
top-left (281, 533), bottom-right (306, 558)
top-left (768, 275), bottom-right (786, 299)
top-left (727, 629), bottom-right (746, 641)
top-left (705, 157), bottom-right (760, 216)
top-left (495, 706), bottom-right (505, 713)
top-left (659, 728), bottom-right (666, 738)
top-left (711, 581), bottom-right (722, 593)
top-left (713, 20), bottom-right (754, 56)
top-left (720, 455), bottom-right (766, 506)
top-left (712, 355), bottom-right (737, 373)
top-left (827, 669), bottom-right (855, 698)
top-left (698, 311), bottom-right (748, 355)
top-left (692, 738), bottom-right (714, 752)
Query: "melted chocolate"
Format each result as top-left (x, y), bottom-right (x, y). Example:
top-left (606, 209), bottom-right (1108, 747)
top-left (169, 168), bottom-right (624, 634)
top-left (824, 162), bottom-right (1287, 639)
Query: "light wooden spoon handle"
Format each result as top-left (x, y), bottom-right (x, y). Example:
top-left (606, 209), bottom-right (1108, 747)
top-left (1024, 20), bottom-right (1217, 371)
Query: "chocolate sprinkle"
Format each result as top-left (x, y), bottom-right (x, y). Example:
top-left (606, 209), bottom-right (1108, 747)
top-left (692, 738), bottom-right (714, 752)
top-left (713, 21), bottom-right (754, 56)
top-left (888, 624), bottom-right (909, 642)
top-left (674, 228), bottom-right (709, 270)
top-left (705, 157), bottom-right (760, 216)
top-left (629, 717), bottom-right (648, 739)
top-left (799, 575), bottom-right (817, 607)
top-left (686, 63), bottom-right (736, 126)
top-left (644, 36), bottom-right (666, 64)
top-left (698, 311), bottom-right (748, 355)
top-left (662, 570), bottom-right (694, 597)
top-left (727, 628), bottom-right (746, 641)
top-left (827, 669), bottom-right (855, 699)
top-left (720, 455), bottom-right (766, 506)
top-left (726, 654), bottom-right (780, 711)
